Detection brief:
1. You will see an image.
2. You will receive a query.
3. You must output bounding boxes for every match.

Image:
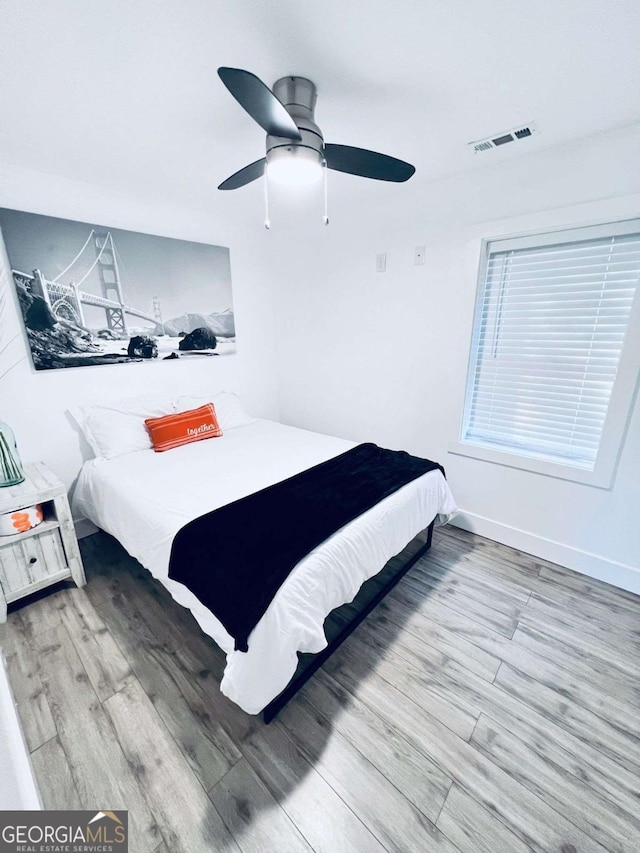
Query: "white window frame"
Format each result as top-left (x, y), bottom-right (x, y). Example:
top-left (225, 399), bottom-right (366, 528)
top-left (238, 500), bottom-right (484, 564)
top-left (449, 218), bottom-right (640, 489)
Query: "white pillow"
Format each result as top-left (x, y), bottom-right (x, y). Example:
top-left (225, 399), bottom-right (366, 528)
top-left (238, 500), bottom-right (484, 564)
top-left (69, 396), bottom-right (175, 459)
top-left (176, 392), bottom-right (255, 431)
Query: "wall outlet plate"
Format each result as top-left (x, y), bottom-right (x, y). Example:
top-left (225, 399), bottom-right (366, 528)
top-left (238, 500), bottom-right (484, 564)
top-left (376, 253), bottom-right (386, 272)
top-left (414, 245), bottom-right (426, 265)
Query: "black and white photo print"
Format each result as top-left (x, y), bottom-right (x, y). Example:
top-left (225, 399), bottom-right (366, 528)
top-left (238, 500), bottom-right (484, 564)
top-left (0, 207), bottom-right (236, 370)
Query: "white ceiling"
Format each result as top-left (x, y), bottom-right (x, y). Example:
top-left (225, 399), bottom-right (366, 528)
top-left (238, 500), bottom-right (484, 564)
top-left (1, 0), bottom-right (638, 214)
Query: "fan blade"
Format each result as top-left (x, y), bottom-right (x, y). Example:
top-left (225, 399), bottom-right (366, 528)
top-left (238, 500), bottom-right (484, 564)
top-left (218, 158), bottom-right (266, 190)
top-left (324, 144), bottom-right (415, 182)
top-left (218, 67), bottom-right (302, 140)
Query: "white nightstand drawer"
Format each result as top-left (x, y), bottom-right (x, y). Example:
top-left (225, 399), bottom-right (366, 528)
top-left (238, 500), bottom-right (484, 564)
top-left (0, 528), bottom-right (68, 593)
top-left (0, 463), bottom-right (85, 623)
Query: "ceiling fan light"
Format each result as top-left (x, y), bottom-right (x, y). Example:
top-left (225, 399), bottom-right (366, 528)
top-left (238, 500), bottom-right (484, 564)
top-left (266, 147), bottom-right (323, 187)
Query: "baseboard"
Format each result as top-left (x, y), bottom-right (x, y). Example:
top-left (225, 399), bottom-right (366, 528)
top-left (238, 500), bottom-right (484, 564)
top-left (73, 516), bottom-right (98, 540)
top-left (451, 511), bottom-right (640, 595)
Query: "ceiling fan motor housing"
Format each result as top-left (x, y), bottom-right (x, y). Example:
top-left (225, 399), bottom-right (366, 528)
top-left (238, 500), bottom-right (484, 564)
top-left (267, 76), bottom-right (324, 168)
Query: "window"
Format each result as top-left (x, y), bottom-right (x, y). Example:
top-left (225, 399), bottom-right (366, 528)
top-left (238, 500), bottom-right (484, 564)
top-left (455, 219), bottom-right (640, 487)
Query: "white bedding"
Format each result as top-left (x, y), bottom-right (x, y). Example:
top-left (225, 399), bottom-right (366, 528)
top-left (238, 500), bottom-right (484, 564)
top-left (73, 419), bottom-right (457, 713)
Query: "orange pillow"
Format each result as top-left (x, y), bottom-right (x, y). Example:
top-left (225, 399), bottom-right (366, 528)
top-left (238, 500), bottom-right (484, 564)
top-left (145, 403), bottom-right (222, 452)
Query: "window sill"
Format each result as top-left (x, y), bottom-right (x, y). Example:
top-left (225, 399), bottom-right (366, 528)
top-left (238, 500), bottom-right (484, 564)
top-left (447, 441), bottom-right (615, 489)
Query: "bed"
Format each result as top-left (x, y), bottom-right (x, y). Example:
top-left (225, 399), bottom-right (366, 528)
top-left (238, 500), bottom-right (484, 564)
top-left (72, 403), bottom-right (457, 718)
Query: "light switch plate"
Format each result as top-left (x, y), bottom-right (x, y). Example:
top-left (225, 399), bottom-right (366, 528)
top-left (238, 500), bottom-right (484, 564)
top-left (414, 245), bottom-right (426, 265)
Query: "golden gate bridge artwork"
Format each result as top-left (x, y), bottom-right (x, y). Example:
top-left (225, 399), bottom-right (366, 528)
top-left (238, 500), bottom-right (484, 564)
top-left (12, 229), bottom-right (162, 337)
top-left (2, 206), bottom-right (236, 371)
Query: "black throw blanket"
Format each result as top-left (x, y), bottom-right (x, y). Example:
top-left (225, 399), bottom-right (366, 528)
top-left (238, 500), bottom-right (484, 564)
top-left (169, 443), bottom-right (443, 652)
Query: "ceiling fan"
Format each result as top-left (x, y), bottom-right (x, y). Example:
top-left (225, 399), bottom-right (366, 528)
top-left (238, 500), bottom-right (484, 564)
top-left (217, 67), bottom-right (416, 193)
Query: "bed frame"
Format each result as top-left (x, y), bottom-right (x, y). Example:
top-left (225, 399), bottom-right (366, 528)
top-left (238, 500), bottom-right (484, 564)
top-left (262, 519), bottom-right (435, 723)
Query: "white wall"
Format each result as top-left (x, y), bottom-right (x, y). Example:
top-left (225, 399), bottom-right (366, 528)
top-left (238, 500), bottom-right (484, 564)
top-left (0, 162), bottom-right (280, 504)
top-left (0, 653), bottom-right (41, 809)
top-left (2, 125), bottom-right (638, 592)
top-left (271, 124), bottom-right (640, 592)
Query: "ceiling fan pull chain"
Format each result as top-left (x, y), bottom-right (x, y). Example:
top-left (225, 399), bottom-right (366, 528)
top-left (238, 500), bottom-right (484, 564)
top-left (264, 173), bottom-right (271, 230)
top-left (322, 158), bottom-right (329, 226)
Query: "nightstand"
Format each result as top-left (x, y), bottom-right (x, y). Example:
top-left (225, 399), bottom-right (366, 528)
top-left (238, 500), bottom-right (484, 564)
top-left (0, 462), bottom-right (86, 622)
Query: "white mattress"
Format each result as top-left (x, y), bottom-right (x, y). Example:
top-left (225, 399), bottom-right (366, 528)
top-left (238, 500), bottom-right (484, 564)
top-left (73, 419), bottom-right (457, 713)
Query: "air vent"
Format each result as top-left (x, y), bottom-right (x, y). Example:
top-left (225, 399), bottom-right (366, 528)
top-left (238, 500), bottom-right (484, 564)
top-left (469, 122), bottom-right (538, 154)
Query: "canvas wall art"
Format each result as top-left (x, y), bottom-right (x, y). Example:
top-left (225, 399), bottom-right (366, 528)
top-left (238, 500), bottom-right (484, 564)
top-left (0, 208), bottom-right (236, 370)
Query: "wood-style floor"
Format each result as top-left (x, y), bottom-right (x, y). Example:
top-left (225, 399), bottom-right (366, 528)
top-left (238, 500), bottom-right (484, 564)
top-left (1, 525), bottom-right (639, 853)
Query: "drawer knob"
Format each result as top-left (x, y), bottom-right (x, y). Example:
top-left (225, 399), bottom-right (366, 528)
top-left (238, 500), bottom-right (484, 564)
top-left (29, 557), bottom-right (37, 564)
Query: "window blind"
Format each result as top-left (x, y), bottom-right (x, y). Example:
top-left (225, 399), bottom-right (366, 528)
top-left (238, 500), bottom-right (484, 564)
top-left (463, 227), bottom-right (640, 469)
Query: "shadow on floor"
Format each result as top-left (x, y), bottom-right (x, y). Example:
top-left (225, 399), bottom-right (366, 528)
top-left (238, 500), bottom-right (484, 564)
top-left (7, 523), bottom-right (469, 848)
